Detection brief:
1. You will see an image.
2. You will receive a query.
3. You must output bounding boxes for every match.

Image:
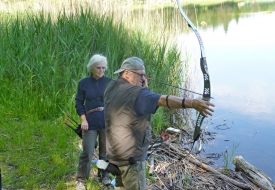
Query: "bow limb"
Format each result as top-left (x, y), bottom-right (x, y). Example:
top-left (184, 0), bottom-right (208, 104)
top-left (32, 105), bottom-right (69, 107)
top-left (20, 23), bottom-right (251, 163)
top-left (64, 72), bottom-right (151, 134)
top-left (176, 0), bottom-right (211, 142)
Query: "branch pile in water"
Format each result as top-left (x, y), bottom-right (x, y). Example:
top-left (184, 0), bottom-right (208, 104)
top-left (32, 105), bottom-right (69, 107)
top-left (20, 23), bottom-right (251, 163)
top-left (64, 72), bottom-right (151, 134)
top-left (146, 136), bottom-right (274, 190)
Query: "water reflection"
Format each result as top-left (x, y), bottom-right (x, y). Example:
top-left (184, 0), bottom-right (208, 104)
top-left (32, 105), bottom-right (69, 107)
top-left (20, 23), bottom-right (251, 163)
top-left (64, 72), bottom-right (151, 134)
top-left (181, 1), bottom-right (275, 32)
top-left (180, 8), bottom-right (275, 181)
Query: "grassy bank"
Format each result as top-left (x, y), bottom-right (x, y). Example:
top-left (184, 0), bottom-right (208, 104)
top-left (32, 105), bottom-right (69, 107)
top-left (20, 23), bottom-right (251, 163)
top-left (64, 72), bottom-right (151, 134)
top-left (0, 2), bottom-right (183, 189)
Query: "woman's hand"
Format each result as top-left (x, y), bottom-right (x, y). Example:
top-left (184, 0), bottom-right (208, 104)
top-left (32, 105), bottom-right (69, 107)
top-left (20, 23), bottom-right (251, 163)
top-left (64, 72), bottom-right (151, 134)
top-left (81, 119), bottom-right (89, 131)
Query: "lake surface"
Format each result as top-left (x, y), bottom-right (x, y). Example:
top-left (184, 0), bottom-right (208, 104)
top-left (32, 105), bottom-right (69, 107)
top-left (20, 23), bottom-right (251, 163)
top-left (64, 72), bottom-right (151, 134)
top-left (177, 2), bottom-right (275, 181)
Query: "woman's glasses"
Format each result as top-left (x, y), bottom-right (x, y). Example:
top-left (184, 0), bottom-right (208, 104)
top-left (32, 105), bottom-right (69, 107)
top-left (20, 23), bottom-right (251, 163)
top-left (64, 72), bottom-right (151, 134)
top-left (96, 67), bottom-right (106, 70)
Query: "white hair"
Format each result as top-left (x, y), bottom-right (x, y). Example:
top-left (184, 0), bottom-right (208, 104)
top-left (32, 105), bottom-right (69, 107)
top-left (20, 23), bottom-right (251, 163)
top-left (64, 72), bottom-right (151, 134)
top-left (87, 54), bottom-right (108, 71)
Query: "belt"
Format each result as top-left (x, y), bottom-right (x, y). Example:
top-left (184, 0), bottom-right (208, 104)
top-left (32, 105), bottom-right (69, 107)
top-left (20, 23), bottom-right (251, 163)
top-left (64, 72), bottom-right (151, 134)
top-left (86, 107), bottom-right (104, 114)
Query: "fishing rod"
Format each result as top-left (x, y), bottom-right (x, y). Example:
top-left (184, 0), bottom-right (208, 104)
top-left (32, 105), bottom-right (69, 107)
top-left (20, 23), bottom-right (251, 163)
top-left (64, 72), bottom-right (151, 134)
top-left (147, 78), bottom-right (213, 99)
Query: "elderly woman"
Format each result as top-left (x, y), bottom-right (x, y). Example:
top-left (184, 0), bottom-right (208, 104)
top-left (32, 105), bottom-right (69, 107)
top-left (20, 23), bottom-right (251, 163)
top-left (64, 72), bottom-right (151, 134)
top-left (75, 54), bottom-right (112, 189)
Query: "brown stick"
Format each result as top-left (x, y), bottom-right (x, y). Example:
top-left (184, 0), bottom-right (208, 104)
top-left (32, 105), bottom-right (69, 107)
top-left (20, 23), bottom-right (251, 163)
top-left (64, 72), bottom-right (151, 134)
top-left (233, 156), bottom-right (274, 190)
top-left (163, 142), bottom-right (252, 190)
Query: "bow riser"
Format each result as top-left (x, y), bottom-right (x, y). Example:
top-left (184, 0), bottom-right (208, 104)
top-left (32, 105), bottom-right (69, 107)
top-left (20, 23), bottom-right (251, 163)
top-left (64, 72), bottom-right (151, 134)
top-left (201, 57), bottom-right (211, 101)
top-left (194, 114), bottom-right (204, 141)
top-left (193, 58), bottom-right (211, 141)
top-left (176, 0), bottom-right (211, 142)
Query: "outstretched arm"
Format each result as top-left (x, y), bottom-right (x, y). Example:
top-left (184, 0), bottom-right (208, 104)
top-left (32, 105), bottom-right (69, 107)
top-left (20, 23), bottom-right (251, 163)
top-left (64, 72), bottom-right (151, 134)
top-left (157, 95), bottom-right (215, 117)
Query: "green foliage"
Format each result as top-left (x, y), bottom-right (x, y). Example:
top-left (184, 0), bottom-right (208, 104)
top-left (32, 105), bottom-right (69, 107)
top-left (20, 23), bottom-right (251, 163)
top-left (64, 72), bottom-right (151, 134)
top-left (223, 143), bottom-right (240, 172)
top-left (145, 166), bottom-right (156, 184)
top-left (151, 107), bottom-right (171, 134)
top-left (0, 115), bottom-right (80, 189)
top-left (184, 173), bottom-right (191, 185)
top-left (0, 8), bottom-right (182, 121)
top-left (1, 10), bottom-right (123, 120)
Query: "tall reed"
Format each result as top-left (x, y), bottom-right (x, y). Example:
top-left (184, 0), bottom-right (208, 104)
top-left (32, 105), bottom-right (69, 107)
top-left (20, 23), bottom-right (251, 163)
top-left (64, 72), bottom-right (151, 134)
top-left (1, 6), bottom-right (182, 119)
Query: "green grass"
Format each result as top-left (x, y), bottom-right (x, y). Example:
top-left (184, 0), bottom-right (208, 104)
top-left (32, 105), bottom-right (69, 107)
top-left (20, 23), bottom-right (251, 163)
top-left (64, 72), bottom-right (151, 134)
top-left (222, 143), bottom-right (240, 174)
top-left (0, 2), bottom-right (183, 189)
top-left (0, 115), bottom-right (80, 189)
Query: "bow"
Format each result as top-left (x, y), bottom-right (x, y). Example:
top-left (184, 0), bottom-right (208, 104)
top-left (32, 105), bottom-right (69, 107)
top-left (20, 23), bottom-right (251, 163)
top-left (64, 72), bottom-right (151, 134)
top-left (176, 0), bottom-right (211, 142)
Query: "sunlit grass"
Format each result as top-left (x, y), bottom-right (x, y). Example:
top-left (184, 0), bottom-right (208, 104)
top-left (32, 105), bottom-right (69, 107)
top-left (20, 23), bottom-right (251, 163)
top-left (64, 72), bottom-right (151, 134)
top-left (0, 114), bottom-right (80, 188)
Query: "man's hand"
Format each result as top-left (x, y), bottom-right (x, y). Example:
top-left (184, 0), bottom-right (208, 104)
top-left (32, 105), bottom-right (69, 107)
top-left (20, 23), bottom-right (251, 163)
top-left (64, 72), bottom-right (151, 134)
top-left (142, 78), bottom-right (148, 88)
top-left (192, 98), bottom-right (215, 117)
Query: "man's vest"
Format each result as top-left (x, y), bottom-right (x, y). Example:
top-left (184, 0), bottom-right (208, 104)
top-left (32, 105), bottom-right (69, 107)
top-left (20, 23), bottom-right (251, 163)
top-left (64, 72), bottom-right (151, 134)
top-left (104, 77), bottom-right (151, 166)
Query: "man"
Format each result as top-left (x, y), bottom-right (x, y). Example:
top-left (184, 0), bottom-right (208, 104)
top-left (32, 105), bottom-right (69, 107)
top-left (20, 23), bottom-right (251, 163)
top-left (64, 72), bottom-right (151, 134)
top-left (104, 57), bottom-right (215, 190)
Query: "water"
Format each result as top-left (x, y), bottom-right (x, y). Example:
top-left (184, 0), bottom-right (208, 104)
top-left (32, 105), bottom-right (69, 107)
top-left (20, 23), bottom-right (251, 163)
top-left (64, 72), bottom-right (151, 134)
top-left (179, 5), bottom-right (275, 180)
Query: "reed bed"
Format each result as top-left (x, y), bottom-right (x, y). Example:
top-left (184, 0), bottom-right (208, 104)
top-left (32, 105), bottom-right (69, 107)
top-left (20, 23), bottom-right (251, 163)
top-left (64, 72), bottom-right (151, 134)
top-left (0, 4), bottom-right (183, 119)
